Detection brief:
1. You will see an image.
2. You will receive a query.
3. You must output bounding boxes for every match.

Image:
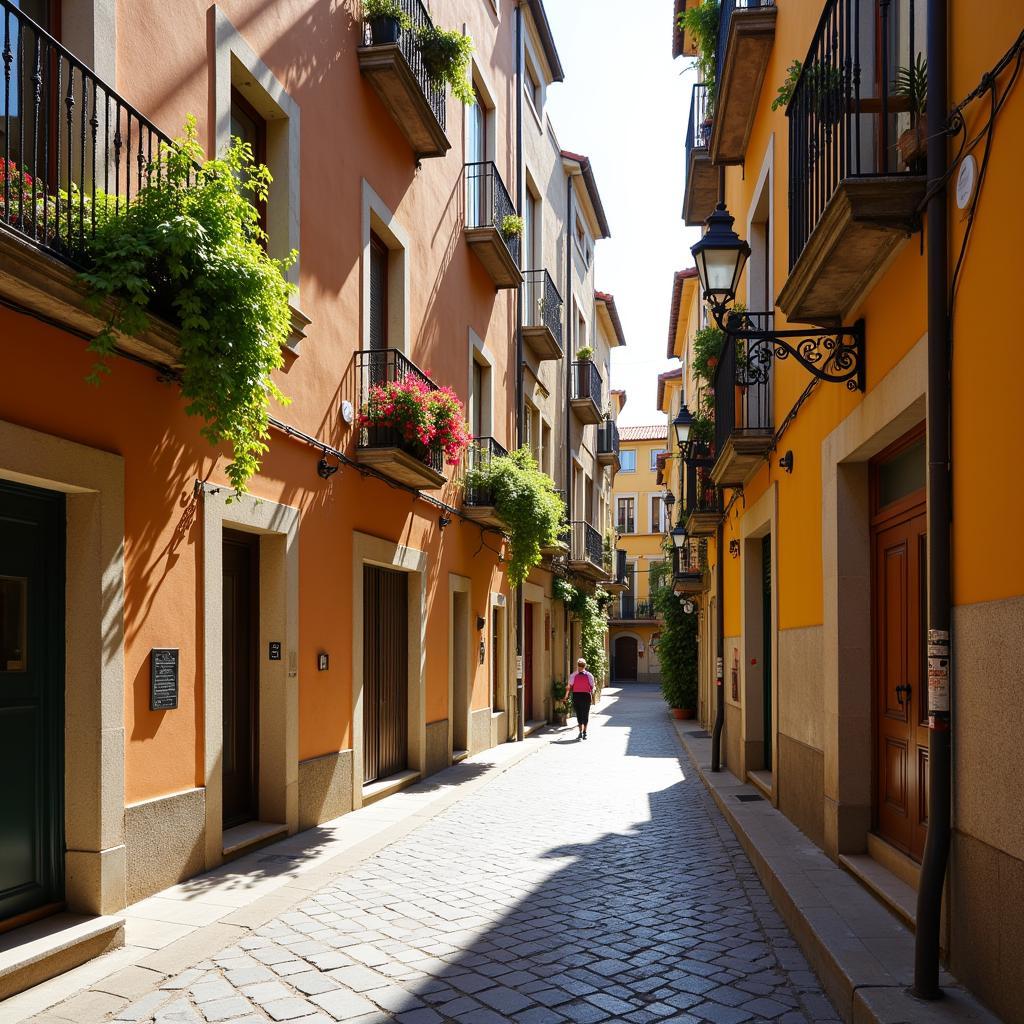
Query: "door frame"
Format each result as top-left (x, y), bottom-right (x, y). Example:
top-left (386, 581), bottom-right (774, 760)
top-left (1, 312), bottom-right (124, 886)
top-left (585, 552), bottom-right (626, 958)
top-left (448, 574), bottom-right (472, 757)
top-left (351, 531), bottom-right (426, 809)
top-left (201, 485), bottom-right (300, 867)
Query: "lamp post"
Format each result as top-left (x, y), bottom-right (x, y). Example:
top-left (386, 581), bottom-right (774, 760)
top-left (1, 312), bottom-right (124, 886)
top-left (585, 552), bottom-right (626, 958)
top-left (691, 203), bottom-right (866, 393)
top-left (672, 404), bottom-right (693, 449)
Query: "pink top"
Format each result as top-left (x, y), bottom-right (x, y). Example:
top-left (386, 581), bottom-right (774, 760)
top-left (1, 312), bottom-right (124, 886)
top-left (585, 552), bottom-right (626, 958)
top-left (569, 671), bottom-right (595, 694)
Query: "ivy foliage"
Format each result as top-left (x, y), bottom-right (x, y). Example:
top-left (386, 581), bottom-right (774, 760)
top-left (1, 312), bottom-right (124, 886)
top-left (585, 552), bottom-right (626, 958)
top-left (465, 447), bottom-right (566, 586)
top-left (679, 0), bottom-right (720, 106)
top-left (417, 25), bottom-right (475, 105)
top-left (80, 116), bottom-right (295, 495)
top-left (552, 576), bottom-right (609, 686)
top-left (651, 556), bottom-right (698, 710)
top-left (770, 59), bottom-right (803, 112)
top-left (362, 0), bottom-right (411, 29)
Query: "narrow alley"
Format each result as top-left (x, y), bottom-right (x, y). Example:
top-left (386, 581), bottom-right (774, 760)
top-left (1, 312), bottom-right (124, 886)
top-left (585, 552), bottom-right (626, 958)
top-left (24, 688), bottom-right (839, 1024)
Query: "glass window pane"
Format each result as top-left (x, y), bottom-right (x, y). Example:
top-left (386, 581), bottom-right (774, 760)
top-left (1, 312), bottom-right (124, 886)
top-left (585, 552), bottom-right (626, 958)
top-left (1, 576), bottom-right (27, 672)
top-left (879, 438), bottom-right (926, 508)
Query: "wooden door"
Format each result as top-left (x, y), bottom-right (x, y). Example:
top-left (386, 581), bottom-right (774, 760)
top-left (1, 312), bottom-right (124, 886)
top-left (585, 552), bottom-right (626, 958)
top-left (0, 481), bottom-right (64, 923)
top-left (523, 603), bottom-right (534, 721)
top-left (615, 636), bottom-right (638, 681)
top-left (872, 429), bottom-right (928, 860)
top-left (762, 536), bottom-right (773, 768)
top-left (222, 532), bottom-right (259, 830)
top-left (363, 566), bottom-right (408, 784)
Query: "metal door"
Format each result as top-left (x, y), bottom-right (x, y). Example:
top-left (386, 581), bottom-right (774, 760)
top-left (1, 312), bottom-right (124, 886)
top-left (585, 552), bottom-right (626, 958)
top-left (0, 480), bottom-right (64, 924)
top-left (363, 566), bottom-right (408, 784)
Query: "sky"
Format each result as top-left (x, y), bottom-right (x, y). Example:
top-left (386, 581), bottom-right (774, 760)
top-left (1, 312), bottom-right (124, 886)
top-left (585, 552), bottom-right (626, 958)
top-left (544, 0), bottom-right (701, 427)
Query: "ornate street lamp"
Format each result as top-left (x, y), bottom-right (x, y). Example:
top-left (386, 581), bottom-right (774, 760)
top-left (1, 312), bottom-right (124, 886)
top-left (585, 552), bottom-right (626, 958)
top-left (672, 404), bottom-right (693, 449)
top-left (691, 203), bottom-right (866, 392)
top-left (669, 524), bottom-right (687, 551)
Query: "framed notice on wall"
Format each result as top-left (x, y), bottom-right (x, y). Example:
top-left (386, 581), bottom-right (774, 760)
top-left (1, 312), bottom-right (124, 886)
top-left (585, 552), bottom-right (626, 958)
top-left (150, 648), bottom-right (179, 711)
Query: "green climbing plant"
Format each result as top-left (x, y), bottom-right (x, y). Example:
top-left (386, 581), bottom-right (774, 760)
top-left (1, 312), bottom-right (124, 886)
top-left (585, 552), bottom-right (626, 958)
top-left (465, 447), bottom-right (566, 586)
top-left (552, 576), bottom-right (609, 687)
top-left (416, 24), bottom-right (475, 105)
top-left (651, 556), bottom-right (698, 710)
top-left (79, 116), bottom-right (295, 495)
top-left (679, 0), bottom-right (721, 106)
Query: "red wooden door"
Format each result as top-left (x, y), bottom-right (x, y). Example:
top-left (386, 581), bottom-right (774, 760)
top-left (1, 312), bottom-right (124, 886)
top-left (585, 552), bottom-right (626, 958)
top-left (523, 603), bottom-right (534, 720)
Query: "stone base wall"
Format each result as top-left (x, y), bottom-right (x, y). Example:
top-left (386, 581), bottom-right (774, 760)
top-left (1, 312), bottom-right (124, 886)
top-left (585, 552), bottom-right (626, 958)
top-left (298, 750), bottom-right (354, 831)
top-left (777, 733), bottom-right (825, 849)
top-left (424, 719), bottom-right (449, 778)
top-left (124, 788), bottom-right (205, 905)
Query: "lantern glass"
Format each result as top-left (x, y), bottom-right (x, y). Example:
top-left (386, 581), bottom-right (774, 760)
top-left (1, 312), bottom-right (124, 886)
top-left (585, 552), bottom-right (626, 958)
top-left (673, 404), bottom-right (693, 447)
top-left (691, 203), bottom-right (751, 309)
top-left (670, 526), bottom-right (687, 551)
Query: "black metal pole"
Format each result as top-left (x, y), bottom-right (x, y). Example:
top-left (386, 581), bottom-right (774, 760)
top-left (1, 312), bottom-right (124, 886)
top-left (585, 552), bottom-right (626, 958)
top-left (514, 2), bottom-right (525, 742)
top-left (914, 0), bottom-right (951, 998)
top-left (711, 513), bottom-right (725, 771)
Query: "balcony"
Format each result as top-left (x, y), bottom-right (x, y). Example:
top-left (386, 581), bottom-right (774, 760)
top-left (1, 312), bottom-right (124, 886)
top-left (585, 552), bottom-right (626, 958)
top-left (710, 325), bottom-right (774, 488)
top-left (0, 2), bottom-right (181, 368)
top-left (596, 418), bottom-right (620, 469)
top-left (462, 436), bottom-right (509, 528)
top-left (355, 349), bottom-right (447, 490)
top-left (522, 269), bottom-right (563, 361)
top-left (465, 162), bottom-right (522, 289)
top-left (682, 442), bottom-right (722, 536)
top-left (777, 0), bottom-right (927, 325)
top-left (611, 597), bottom-right (658, 622)
top-left (710, 1), bottom-right (777, 165)
top-left (605, 549), bottom-right (629, 593)
top-left (673, 539), bottom-right (709, 595)
top-left (570, 359), bottom-right (603, 425)
top-left (357, 0), bottom-right (450, 160)
top-left (568, 521), bottom-right (605, 580)
top-left (683, 83), bottom-right (717, 227)
top-left (540, 489), bottom-right (569, 557)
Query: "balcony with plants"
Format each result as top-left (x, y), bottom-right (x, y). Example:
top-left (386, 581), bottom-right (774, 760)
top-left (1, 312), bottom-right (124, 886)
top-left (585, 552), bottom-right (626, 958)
top-left (355, 348), bottom-right (470, 490)
top-left (464, 161), bottom-right (522, 289)
top-left (611, 596), bottom-right (658, 622)
top-left (596, 416), bottom-right (620, 469)
top-left (776, 0), bottom-right (928, 324)
top-left (522, 269), bottom-right (563, 361)
top-left (569, 350), bottom-right (603, 425)
top-left (681, 442), bottom-right (722, 536)
top-left (682, 81), bottom-right (717, 227)
top-left (357, 0), bottom-right (473, 160)
top-left (710, 0), bottom-right (777, 164)
top-left (673, 536), bottom-right (709, 594)
top-left (461, 436), bottom-right (509, 527)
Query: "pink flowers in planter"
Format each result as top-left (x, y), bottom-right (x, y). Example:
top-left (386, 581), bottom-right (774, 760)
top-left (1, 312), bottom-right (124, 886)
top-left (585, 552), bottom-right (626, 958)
top-left (359, 373), bottom-right (471, 467)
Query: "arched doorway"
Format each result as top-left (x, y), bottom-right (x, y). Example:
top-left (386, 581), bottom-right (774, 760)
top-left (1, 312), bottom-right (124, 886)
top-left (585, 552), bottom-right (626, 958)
top-left (614, 636), bottom-right (638, 682)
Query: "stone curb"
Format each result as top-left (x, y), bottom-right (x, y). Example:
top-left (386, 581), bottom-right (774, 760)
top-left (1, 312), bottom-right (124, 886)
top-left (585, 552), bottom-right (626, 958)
top-left (668, 717), bottom-right (1002, 1024)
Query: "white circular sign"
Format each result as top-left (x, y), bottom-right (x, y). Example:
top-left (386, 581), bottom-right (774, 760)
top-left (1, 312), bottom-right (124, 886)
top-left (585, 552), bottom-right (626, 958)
top-left (340, 399), bottom-right (355, 425)
top-left (956, 154), bottom-right (977, 210)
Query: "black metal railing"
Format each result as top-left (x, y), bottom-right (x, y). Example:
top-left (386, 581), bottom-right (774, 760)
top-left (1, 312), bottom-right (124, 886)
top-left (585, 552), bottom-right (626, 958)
top-left (673, 538), bottom-right (706, 578)
top-left (522, 269), bottom-right (562, 346)
top-left (615, 548), bottom-right (627, 584)
top-left (717, 0), bottom-right (776, 84)
top-left (465, 160), bottom-right (520, 265)
top-left (683, 442), bottom-right (721, 516)
top-left (570, 521), bottom-right (602, 568)
top-left (362, 0), bottom-right (446, 134)
top-left (788, 0), bottom-right (922, 266)
top-left (355, 348), bottom-right (443, 475)
top-left (597, 417), bottom-right (620, 459)
top-left (615, 597), bottom-right (657, 620)
top-left (464, 436), bottom-right (508, 507)
top-left (686, 82), bottom-right (711, 172)
top-left (0, 1), bottom-right (178, 263)
top-left (712, 318), bottom-right (774, 458)
top-left (571, 359), bottom-right (603, 408)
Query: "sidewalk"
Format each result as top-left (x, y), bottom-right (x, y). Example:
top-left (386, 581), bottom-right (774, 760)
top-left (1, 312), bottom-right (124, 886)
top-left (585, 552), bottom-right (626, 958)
top-left (672, 720), bottom-right (1001, 1024)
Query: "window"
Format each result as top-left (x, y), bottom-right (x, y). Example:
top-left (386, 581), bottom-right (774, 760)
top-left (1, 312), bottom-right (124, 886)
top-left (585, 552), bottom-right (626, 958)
top-left (471, 357), bottom-right (491, 438)
top-left (619, 449), bottom-right (637, 473)
top-left (467, 82), bottom-right (489, 164)
top-left (490, 606), bottom-right (505, 710)
top-left (525, 56), bottom-right (542, 114)
top-left (650, 448), bottom-right (667, 471)
top-left (625, 562), bottom-right (637, 597)
top-left (616, 497), bottom-right (635, 534)
top-left (523, 188), bottom-right (538, 273)
top-left (230, 88), bottom-right (268, 236)
top-left (369, 232), bottom-right (389, 351)
top-left (577, 312), bottom-right (586, 353)
top-left (541, 420), bottom-right (552, 476)
top-left (575, 216), bottom-right (585, 251)
top-left (651, 495), bottom-right (668, 534)
top-left (584, 474), bottom-right (594, 525)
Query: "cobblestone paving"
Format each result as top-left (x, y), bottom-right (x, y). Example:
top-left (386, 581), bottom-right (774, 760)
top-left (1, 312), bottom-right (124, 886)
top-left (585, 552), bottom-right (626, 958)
top-left (99, 686), bottom-right (840, 1023)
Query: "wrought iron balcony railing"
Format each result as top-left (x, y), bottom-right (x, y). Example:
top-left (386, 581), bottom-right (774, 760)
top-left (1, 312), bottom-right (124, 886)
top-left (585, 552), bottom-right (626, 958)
top-left (464, 436), bottom-right (508, 507)
top-left (787, 0), bottom-right (922, 266)
top-left (683, 443), bottom-right (721, 517)
top-left (522, 269), bottom-right (563, 346)
top-left (673, 537), bottom-right (707, 578)
top-left (597, 417), bottom-right (620, 459)
top-left (569, 521), bottom-right (602, 569)
top-left (465, 160), bottom-right (519, 265)
top-left (614, 597), bottom-right (657, 621)
top-left (686, 81), bottom-right (711, 161)
top-left (571, 359), bottom-right (603, 406)
top-left (712, 314), bottom-right (774, 460)
top-left (0, 0), bottom-right (178, 264)
top-left (355, 348), bottom-right (443, 475)
top-left (361, 0), bottom-right (446, 136)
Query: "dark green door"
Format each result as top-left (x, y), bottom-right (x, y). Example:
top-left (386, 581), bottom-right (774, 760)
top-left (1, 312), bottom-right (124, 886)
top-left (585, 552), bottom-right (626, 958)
top-left (0, 480), bottom-right (65, 923)
top-left (762, 535), bottom-right (772, 769)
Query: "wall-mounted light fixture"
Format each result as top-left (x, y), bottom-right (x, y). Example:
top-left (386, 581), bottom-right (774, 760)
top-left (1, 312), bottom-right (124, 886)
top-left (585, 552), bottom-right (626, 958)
top-left (438, 515), bottom-right (452, 531)
top-left (476, 615), bottom-right (486, 631)
top-left (779, 450), bottom-right (794, 474)
top-left (317, 456), bottom-right (340, 479)
top-left (729, 539), bottom-right (740, 558)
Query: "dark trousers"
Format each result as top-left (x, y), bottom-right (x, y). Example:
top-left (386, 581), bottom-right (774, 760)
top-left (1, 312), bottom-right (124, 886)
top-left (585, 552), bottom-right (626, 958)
top-left (571, 692), bottom-right (591, 726)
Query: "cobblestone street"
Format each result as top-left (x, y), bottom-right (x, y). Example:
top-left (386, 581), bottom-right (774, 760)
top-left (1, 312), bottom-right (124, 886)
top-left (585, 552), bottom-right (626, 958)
top-left (64, 687), bottom-right (839, 1024)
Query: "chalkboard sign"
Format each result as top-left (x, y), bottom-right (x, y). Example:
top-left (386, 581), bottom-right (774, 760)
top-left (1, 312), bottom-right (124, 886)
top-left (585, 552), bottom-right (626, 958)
top-left (150, 648), bottom-right (179, 711)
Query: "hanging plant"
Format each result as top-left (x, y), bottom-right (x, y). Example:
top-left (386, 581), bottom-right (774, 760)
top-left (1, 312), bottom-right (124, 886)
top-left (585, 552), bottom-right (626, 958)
top-left (501, 214), bottom-right (524, 238)
top-left (416, 24), bottom-right (475, 105)
top-left (679, 0), bottom-right (720, 107)
top-left (359, 374), bottom-right (471, 466)
top-left (465, 447), bottom-right (567, 585)
top-left (552, 576), bottom-right (610, 686)
top-left (80, 116), bottom-right (295, 495)
top-left (575, 345), bottom-right (594, 362)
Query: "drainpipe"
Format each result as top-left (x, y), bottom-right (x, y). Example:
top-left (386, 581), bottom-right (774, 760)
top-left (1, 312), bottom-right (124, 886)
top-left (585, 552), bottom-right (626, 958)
top-left (514, 2), bottom-right (525, 742)
top-left (914, 0), bottom-right (951, 998)
top-left (711, 513), bottom-right (725, 771)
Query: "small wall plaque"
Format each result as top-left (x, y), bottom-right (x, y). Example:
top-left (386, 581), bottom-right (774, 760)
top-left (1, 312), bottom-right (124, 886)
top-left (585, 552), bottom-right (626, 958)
top-left (317, 652), bottom-right (329, 672)
top-left (269, 641), bottom-right (282, 661)
top-left (150, 648), bottom-right (179, 711)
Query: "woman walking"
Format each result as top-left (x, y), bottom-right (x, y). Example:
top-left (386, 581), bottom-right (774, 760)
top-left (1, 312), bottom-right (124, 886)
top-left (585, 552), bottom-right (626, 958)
top-left (569, 658), bottom-right (596, 740)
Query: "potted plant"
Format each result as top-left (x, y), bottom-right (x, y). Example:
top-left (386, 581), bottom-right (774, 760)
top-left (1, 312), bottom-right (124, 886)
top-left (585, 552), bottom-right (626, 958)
top-left (501, 213), bottom-right (523, 239)
top-left (652, 562), bottom-right (698, 719)
top-left (575, 345), bottom-right (594, 362)
top-left (551, 679), bottom-right (568, 726)
top-left (416, 24), bottom-right (475, 105)
top-left (363, 0), bottom-right (410, 45)
top-left (894, 54), bottom-right (928, 168)
top-left (358, 375), bottom-right (471, 468)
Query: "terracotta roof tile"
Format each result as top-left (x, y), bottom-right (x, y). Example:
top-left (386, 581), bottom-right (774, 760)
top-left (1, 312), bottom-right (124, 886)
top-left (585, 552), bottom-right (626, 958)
top-left (619, 424), bottom-right (667, 442)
